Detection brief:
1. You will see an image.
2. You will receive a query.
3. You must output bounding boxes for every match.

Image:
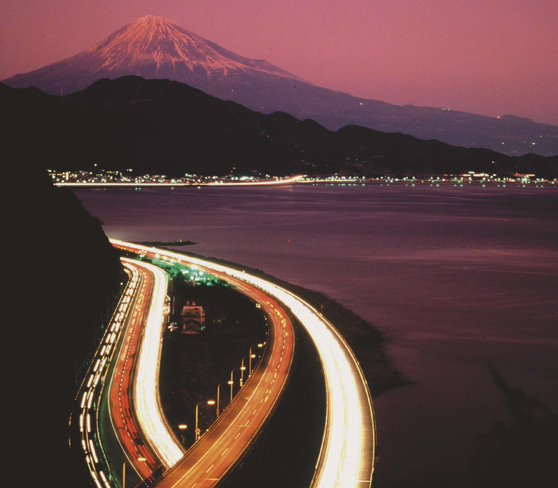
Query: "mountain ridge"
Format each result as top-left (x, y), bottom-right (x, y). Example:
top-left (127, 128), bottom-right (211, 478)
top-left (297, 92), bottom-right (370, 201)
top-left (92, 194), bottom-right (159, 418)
top-left (3, 76), bottom-right (557, 179)
top-left (3, 15), bottom-right (557, 157)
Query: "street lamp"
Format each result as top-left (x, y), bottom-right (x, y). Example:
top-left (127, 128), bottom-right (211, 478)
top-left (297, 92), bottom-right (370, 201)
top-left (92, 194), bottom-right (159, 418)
top-left (216, 381), bottom-right (233, 417)
top-left (240, 358), bottom-right (249, 386)
top-left (230, 367), bottom-right (245, 402)
top-left (249, 343), bottom-right (264, 375)
top-left (195, 399), bottom-right (215, 441)
top-left (178, 424), bottom-right (187, 444)
top-left (122, 457), bottom-right (146, 488)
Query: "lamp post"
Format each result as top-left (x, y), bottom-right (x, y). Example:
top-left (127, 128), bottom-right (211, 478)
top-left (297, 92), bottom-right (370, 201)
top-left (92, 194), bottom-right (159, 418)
top-left (249, 343), bottom-right (264, 375)
top-left (216, 381), bottom-right (233, 417)
top-left (122, 457), bottom-right (146, 488)
top-left (240, 359), bottom-right (249, 386)
top-left (178, 424), bottom-right (187, 444)
top-left (230, 368), bottom-right (244, 402)
top-left (195, 399), bottom-right (215, 441)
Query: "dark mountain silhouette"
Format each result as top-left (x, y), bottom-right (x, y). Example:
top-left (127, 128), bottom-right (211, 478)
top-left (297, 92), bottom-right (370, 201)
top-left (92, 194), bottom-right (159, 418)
top-left (3, 77), bottom-right (557, 178)
top-left (13, 166), bottom-right (123, 487)
top-left (3, 15), bottom-right (557, 157)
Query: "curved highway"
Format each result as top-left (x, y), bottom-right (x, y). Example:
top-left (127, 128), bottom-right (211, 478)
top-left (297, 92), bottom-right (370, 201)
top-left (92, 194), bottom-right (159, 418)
top-left (156, 270), bottom-right (295, 488)
top-left (113, 248), bottom-right (295, 488)
top-left (72, 261), bottom-right (147, 488)
top-left (111, 240), bottom-right (376, 488)
top-left (126, 260), bottom-right (184, 468)
top-left (77, 249), bottom-right (295, 488)
top-left (74, 258), bottom-right (185, 488)
top-left (107, 259), bottom-right (178, 483)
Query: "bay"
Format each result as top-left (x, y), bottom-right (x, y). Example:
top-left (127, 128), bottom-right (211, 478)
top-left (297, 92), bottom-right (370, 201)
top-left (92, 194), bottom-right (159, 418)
top-left (75, 183), bottom-right (558, 487)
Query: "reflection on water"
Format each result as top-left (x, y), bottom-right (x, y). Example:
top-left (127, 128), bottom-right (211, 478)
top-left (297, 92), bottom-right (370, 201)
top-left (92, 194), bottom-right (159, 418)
top-left (76, 184), bottom-right (558, 487)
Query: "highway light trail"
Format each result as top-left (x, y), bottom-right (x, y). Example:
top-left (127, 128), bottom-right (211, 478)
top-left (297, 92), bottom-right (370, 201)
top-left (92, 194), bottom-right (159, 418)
top-left (120, 250), bottom-right (296, 488)
top-left (127, 260), bottom-right (184, 468)
top-left (73, 263), bottom-right (141, 488)
top-left (112, 240), bottom-right (376, 488)
top-left (75, 258), bottom-right (183, 488)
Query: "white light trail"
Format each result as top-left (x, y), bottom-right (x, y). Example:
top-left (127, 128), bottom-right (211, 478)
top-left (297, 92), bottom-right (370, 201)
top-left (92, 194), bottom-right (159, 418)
top-left (90, 440), bottom-right (99, 463)
top-left (112, 240), bottom-right (375, 488)
top-left (92, 472), bottom-right (103, 488)
top-left (127, 260), bottom-right (184, 468)
top-left (73, 262), bottom-right (144, 488)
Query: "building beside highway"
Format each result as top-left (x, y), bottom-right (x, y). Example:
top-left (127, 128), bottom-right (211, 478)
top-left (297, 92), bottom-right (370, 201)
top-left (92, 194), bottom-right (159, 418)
top-left (181, 302), bottom-right (205, 334)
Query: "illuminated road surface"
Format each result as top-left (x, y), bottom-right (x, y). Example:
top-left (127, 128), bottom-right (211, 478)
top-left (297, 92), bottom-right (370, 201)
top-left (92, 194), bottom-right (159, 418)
top-left (115, 245), bottom-right (296, 488)
top-left (112, 240), bottom-right (376, 488)
top-left (108, 260), bottom-right (157, 479)
top-left (107, 259), bottom-right (184, 484)
top-left (73, 261), bottom-right (147, 488)
top-left (74, 258), bottom-right (183, 488)
top-left (127, 260), bottom-right (185, 468)
top-left (158, 281), bottom-right (294, 488)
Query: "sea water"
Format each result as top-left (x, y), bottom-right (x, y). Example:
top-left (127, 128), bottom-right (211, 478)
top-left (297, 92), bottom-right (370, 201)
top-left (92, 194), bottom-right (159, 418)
top-left (76, 184), bottom-right (558, 487)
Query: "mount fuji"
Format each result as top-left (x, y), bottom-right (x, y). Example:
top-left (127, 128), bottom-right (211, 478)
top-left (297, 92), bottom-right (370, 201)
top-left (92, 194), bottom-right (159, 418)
top-left (3, 16), bottom-right (304, 98)
top-left (4, 15), bottom-right (557, 156)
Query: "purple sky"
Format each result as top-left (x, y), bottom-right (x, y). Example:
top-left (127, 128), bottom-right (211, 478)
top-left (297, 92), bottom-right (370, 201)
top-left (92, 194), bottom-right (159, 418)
top-left (1, 0), bottom-right (557, 125)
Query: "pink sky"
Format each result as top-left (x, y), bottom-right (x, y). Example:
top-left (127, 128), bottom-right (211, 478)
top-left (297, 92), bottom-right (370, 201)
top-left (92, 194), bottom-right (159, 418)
top-left (1, 0), bottom-right (557, 125)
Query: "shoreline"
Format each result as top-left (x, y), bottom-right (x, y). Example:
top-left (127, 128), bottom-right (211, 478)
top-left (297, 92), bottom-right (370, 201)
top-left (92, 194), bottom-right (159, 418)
top-left (134, 245), bottom-right (412, 398)
top-left (63, 178), bottom-right (556, 189)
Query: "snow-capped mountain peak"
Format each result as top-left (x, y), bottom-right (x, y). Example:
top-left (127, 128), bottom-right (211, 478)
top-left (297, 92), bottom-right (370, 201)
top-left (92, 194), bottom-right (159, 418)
top-left (72, 15), bottom-right (303, 82)
top-left (4, 15), bottom-right (555, 156)
top-left (2, 15), bottom-right (303, 95)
